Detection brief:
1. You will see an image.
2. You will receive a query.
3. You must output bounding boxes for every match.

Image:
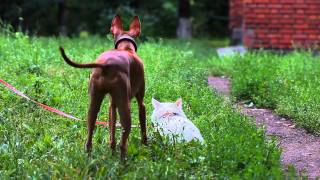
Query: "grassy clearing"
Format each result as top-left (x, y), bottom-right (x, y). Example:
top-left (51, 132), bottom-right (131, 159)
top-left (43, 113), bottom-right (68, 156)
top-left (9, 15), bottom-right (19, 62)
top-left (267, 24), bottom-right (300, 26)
top-left (0, 32), bottom-right (283, 178)
top-left (230, 51), bottom-right (320, 135)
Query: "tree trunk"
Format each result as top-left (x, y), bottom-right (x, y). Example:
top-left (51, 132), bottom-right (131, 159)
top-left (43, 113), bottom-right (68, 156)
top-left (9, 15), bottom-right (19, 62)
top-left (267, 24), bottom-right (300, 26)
top-left (177, 0), bottom-right (192, 39)
top-left (58, 0), bottom-right (67, 36)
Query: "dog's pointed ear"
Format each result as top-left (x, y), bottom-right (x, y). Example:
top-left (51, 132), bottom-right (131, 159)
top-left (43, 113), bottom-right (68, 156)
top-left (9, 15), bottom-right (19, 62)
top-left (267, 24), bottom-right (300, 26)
top-left (110, 15), bottom-right (123, 37)
top-left (152, 98), bottom-right (161, 109)
top-left (175, 98), bottom-right (183, 109)
top-left (128, 16), bottom-right (141, 37)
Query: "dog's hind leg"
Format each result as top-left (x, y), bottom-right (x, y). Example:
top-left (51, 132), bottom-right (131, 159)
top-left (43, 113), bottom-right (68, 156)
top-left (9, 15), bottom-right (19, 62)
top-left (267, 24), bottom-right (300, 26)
top-left (108, 97), bottom-right (117, 152)
top-left (117, 96), bottom-right (131, 161)
top-left (85, 90), bottom-right (104, 154)
top-left (136, 85), bottom-right (147, 145)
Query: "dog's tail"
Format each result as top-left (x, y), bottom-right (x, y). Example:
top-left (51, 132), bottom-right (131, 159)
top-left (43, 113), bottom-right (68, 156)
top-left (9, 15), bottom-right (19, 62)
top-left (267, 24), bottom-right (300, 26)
top-left (59, 47), bottom-right (110, 69)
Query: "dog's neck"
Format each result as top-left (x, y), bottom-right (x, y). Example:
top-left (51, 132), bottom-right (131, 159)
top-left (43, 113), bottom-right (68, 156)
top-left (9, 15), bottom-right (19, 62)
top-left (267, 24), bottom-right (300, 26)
top-left (116, 41), bottom-right (136, 52)
top-left (114, 34), bottom-right (137, 52)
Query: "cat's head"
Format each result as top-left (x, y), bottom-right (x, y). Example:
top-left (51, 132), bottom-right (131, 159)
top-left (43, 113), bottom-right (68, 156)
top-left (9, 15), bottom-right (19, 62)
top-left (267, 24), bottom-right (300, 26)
top-left (151, 98), bottom-right (187, 120)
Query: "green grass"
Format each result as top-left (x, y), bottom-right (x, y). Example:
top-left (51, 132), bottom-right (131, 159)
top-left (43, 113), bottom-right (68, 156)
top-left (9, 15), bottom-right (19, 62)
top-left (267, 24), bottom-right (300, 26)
top-left (0, 32), bottom-right (284, 178)
top-left (230, 51), bottom-right (320, 135)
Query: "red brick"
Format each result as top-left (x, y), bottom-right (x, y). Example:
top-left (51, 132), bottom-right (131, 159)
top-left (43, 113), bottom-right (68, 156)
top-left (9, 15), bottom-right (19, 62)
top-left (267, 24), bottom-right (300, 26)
top-left (280, 29), bottom-right (294, 34)
top-left (296, 9), bottom-right (304, 14)
top-left (294, 4), bottom-right (308, 8)
top-left (280, 0), bottom-right (295, 3)
top-left (309, 15), bottom-right (318, 20)
top-left (282, 4), bottom-right (293, 9)
top-left (280, 19), bottom-right (295, 24)
top-left (294, 24), bottom-right (309, 29)
top-left (305, 9), bottom-right (320, 15)
top-left (268, 34), bottom-right (279, 39)
top-left (304, 29), bottom-right (320, 34)
top-left (270, 39), bottom-right (279, 45)
top-left (270, 9), bottom-right (279, 14)
top-left (309, 0), bottom-right (320, 3)
top-left (281, 35), bottom-right (292, 41)
top-left (308, 34), bottom-right (318, 40)
top-left (282, 24), bottom-right (293, 29)
top-left (253, 0), bottom-right (269, 3)
top-left (268, 14), bottom-right (282, 19)
top-left (269, 24), bottom-right (282, 28)
top-left (271, 19), bottom-right (280, 23)
top-left (245, 13), bottom-right (257, 18)
top-left (281, 9), bottom-right (295, 14)
top-left (309, 5), bottom-right (320, 10)
top-left (296, 20), bottom-right (305, 24)
top-left (257, 29), bottom-right (268, 33)
top-left (283, 14), bottom-right (291, 19)
top-left (254, 9), bottom-right (270, 13)
top-left (293, 14), bottom-right (306, 19)
top-left (258, 33), bottom-right (267, 38)
top-left (293, 34), bottom-right (308, 39)
top-left (268, 4), bottom-right (283, 8)
top-left (256, 4), bottom-right (267, 8)
top-left (295, 29), bottom-right (304, 34)
top-left (257, 14), bottom-right (267, 18)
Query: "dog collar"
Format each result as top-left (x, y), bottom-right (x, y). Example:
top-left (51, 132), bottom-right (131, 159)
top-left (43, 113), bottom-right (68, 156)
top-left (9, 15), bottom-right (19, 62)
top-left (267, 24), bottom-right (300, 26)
top-left (114, 34), bottom-right (137, 52)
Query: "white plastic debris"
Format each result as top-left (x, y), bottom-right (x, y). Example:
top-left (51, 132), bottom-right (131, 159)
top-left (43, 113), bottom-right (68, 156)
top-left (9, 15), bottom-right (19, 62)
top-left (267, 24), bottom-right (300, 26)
top-left (217, 46), bottom-right (247, 58)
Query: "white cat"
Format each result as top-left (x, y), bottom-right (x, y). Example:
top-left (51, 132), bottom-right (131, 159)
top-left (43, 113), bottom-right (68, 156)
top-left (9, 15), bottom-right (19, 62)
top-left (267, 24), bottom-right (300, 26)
top-left (151, 98), bottom-right (204, 143)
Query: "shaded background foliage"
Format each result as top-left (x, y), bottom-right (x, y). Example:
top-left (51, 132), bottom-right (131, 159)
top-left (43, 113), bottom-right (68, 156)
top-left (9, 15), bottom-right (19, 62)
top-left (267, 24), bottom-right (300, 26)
top-left (0, 0), bottom-right (229, 38)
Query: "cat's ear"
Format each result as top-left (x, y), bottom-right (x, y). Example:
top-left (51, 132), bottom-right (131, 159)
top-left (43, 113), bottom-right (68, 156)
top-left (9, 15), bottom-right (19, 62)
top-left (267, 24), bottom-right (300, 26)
top-left (175, 98), bottom-right (182, 109)
top-left (152, 98), bottom-right (161, 109)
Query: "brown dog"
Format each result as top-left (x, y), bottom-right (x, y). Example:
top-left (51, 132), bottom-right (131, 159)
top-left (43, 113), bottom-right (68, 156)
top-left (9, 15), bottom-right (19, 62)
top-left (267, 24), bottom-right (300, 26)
top-left (59, 15), bottom-right (147, 160)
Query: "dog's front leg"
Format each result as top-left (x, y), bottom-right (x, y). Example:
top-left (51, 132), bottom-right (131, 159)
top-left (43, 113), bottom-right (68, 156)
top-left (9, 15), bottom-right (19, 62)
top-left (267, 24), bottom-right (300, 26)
top-left (85, 90), bottom-right (104, 154)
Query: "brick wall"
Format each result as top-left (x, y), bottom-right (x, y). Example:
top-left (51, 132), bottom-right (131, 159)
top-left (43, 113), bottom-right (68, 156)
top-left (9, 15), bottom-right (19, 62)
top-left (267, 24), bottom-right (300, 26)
top-left (229, 0), bottom-right (320, 49)
top-left (229, 0), bottom-right (243, 29)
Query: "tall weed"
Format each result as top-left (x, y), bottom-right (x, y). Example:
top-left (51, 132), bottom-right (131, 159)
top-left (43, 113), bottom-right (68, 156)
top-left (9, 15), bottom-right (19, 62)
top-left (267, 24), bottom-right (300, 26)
top-left (232, 51), bottom-right (320, 134)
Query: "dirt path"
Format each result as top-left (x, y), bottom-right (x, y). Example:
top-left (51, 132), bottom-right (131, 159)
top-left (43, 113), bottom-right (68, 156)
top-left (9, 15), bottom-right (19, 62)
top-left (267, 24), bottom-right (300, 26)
top-left (208, 76), bottom-right (320, 179)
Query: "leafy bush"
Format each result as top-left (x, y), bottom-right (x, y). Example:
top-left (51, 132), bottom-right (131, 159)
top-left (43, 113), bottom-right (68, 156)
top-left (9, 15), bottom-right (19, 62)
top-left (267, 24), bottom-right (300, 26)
top-left (0, 0), bottom-right (229, 37)
top-left (0, 33), bottom-right (283, 178)
top-left (231, 51), bottom-right (320, 135)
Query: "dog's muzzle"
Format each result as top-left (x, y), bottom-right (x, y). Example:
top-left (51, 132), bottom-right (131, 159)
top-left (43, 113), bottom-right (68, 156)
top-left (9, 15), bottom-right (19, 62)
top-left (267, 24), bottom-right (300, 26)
top-left (114, 34), bottom-right (137, 52)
